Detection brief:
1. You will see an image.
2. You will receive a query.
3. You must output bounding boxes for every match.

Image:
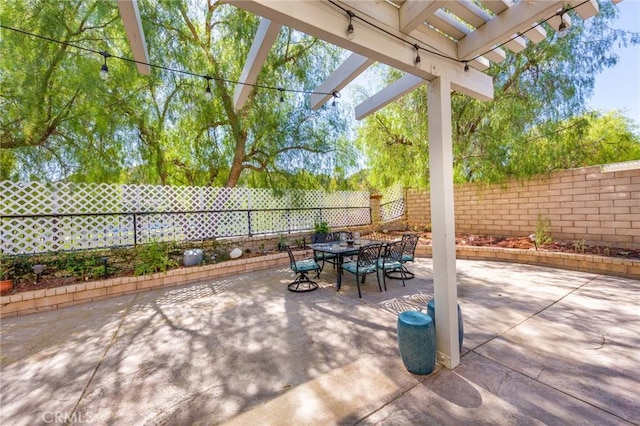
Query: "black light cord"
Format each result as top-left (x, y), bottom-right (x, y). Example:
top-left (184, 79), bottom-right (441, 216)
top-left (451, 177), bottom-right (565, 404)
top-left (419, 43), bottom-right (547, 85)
top-left (0, 23), bottom-right (340, 100)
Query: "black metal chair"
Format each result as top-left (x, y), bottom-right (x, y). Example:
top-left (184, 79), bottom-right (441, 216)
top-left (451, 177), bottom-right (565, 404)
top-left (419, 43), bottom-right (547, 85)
top-left (286, 246), bottom-right (321, 292)
top-left (341, 243), bottom-right (383, 298)
top-left (386, 234), bottom-right (419, 280)
top-left (378, 240), bottom-right (405, 290)
top-left (311, 233), bottom-right (338, 274)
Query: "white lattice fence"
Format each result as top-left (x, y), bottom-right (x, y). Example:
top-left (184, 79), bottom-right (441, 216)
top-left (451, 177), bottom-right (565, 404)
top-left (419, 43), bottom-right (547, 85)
top-left (380, 185), bottom-right (405, 223)
top-left (0, 181), bottom-right (371, 254)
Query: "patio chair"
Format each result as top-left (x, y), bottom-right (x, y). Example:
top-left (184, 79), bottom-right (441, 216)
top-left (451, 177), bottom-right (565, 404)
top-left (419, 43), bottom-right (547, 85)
top-left (312, 233), bottom-right (338, 274)
top-left (386, 234), bottom-right (419, 280)
top-left (287, 246), bottom-right (321, 292)
top-left (341, 243), bottom-right (383, 298)
top-left (377, 240), bottom-right (405, 290)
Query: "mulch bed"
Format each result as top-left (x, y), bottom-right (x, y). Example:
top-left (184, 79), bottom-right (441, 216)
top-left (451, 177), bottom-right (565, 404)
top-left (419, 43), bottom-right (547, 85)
top-left (3, 233), bottom-right (638, 296)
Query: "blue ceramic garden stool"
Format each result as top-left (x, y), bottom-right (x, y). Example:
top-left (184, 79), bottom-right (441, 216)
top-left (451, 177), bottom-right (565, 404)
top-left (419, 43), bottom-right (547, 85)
top-left (397, 311), bottom-right (436, 375)
top-left (427, 299), bottom-right (464, 352)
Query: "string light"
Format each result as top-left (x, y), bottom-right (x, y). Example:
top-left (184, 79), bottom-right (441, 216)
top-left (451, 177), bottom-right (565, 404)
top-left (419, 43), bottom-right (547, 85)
top-left (327, 0), bottom-right (591, 72)
top-left (346, 10), bottom-right (355, 40)
top-left (99, 51), bottom-right (110, 80)
top-left (0, 24), bottom-right (339, 104)
top-left (2, 0), bottom-right (590, 99)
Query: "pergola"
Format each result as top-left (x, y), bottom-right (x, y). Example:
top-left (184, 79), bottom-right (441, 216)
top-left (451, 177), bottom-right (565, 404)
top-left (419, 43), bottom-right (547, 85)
top-left (116, 0), bottom-right (618, 369)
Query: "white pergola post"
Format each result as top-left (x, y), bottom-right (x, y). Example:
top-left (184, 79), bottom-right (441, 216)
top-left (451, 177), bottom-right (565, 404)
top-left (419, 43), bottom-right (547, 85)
top-left (427, 76), bottom-right (460, 369)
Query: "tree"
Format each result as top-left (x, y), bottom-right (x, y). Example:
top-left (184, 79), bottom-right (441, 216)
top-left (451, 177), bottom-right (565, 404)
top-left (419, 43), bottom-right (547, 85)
top-left (0, 0), bottom-right (356, 188)
top-left (355, 2), bottom-right (640, 188)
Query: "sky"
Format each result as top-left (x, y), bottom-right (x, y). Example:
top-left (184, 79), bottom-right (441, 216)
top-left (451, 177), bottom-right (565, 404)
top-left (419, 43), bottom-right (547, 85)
top-left (589, 0), bottom-right (640, 126)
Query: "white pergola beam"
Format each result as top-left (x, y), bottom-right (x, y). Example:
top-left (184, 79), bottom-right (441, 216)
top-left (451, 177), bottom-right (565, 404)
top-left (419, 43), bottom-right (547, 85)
top-left (343, 0), bottom-right (459, 61)
top-left (399, 0), bottom-right (443, 34)
top-left (311, 53), bottom-right (374, 110)
top-left (435, 9), bottom-right (506, 64)
top-left (226, 0), bottom-right (493, 101)
top-left (117, 0), bottom-right (150, 75)
top-left (354, 74), bottom-right (425, 120)
top-left (233, 18), bottom-right (282, 110)
top-left (414, 24), bottom-right (490, 70)
top-left (458, 0), bottom-right (565, 60)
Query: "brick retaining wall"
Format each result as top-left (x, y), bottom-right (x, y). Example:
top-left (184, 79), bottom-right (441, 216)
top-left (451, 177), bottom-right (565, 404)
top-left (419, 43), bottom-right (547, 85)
top-left (406, 165), bottom-right (640, 249)
top-left (1, 252), bottom-right (291, 318)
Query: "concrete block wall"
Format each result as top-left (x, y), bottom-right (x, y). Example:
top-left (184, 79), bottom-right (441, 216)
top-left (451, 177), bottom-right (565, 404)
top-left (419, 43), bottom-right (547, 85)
top-left (406, 165), bottom-right (640, 248)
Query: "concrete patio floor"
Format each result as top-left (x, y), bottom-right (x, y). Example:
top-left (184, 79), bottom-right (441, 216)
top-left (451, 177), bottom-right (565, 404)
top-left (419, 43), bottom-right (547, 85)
top-left (1, 258), bottom-right (638, 425)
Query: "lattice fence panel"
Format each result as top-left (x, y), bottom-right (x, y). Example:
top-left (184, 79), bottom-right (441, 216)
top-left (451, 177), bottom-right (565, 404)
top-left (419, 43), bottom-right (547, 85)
top-left (0, 215), bottom-right (136, 254)
top-left (380, 185), bottom-right (405, 223)
top-left (1, 181), bottom-right (372, 254)
top-left (323, 208), bottom-right (371, 229)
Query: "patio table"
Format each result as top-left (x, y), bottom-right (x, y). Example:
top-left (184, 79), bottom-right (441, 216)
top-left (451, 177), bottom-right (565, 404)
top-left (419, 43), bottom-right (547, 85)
top-left (310, 239), bottom-right (378, 290)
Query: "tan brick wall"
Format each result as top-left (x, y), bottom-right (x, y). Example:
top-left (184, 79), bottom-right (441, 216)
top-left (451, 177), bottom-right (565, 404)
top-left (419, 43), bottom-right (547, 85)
top-left (406, 165), bottom-right (640, 248)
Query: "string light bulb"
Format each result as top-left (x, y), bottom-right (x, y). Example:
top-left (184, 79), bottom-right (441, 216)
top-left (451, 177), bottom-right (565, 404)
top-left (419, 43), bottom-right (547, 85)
top-left (557, 10), bottom-right (570, 38)
top-left (464, 62), bottom-right (469, 72)
top-left (99, 51), bottom-right (111, 80)
top-left (332, 91), bottom-right (341, 107)
top-left (205, 78), bottom-right (212, 100)
top-left (278, 88), bottom-right (284, 103)
top-left (413, 44), bottom-right (421, 66)
top-left (346, 10), bottom-right (355, 40)
top-left (558, 20), bottom-right (568, 38)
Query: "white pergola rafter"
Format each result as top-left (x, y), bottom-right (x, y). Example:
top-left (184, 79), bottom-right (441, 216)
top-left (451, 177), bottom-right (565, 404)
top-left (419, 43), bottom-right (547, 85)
top-left (310, 53), bottom-right (374, 110)
top-left (399, 0), bottom-right (444, 34)
top-left (233, 18), bottom-right (282, 110)
top-left (116, 0), bottom-right (150, 75)
top-left (355, 74), bottom-right (425, 120)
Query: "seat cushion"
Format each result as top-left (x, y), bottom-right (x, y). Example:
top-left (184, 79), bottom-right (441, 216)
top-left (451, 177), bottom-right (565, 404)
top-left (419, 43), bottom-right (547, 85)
top-left (342, 261), bottom-right (377, 275)
top-left (378, 259), bottom-right (402, 270)
top-left (401, 254), bottom-right (414, 262)
top-left (295, 259), bottom-right (320, 272)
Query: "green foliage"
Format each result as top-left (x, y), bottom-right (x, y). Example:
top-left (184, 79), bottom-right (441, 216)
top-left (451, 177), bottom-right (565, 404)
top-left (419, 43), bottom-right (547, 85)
top-left (0, 255), bottom-right (15, 280)
top-left (314, 221), bottom-right (330, 234)
top-left (1, 0), bottom-right (355, 188)
top-left (134, 241), bottom-right (177, 276)
top-left (534, 214), bottom-right (553, 250)
top-left (574, 240), bottom-right (586, 254)
top-left (46, 252), bottom-right (108, 280)
top-left (355, 4), bottom-right (640, 188)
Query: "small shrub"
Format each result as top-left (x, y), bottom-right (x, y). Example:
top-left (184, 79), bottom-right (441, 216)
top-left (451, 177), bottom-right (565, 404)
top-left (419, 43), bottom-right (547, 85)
top-left (573, 240), bottom-right (586, 254)
top-left (314, 221), bottom-right (330, 234)
top-left (534, 214), bottom-right (552, 250)
top-left (0, 255), bottom-right (15, 280)
top-left (134, 241), bottom-right (177, 276)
